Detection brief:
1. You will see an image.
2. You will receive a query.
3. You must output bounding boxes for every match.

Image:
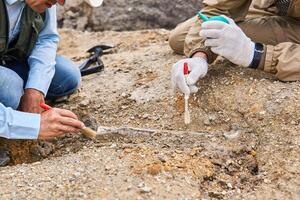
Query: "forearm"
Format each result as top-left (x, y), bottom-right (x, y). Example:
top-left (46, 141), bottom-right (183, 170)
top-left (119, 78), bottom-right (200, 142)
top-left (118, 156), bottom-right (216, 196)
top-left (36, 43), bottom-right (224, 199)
top-left (26, 40), bottom-right (57, 95)
top-left (192, 52), bottom-right (208, 61)
top-left (26, 6), bottom-right (59, 96)
top-left (184, 18), bottom-right (217, 63)
top-left (0, 103), bottom-right (40, 139)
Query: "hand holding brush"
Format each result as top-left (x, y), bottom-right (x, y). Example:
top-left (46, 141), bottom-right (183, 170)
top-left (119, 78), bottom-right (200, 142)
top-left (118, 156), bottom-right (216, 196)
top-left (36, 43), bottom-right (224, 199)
top-left (40, 103), bottom-right (97, 139)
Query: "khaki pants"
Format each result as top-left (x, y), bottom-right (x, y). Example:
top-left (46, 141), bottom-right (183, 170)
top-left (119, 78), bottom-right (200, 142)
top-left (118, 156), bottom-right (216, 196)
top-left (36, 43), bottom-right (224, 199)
top-left (169, 2), bottom-right (300, 81)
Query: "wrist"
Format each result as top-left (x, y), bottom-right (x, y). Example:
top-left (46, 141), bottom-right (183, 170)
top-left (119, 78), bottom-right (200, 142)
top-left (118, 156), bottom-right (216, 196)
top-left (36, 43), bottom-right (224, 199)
top-left (249, 43), bottom-right (264, 69)
top-left (192, 51), bottom-right (208, 61)
top-left (24, 88), bottom-right (44, 98)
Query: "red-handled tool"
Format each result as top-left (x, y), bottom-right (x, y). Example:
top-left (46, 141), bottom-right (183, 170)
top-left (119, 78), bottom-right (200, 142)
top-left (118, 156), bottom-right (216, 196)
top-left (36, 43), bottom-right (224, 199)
top-left (40, 103), bottom-right (51, 111)
top-left (39, 103), bottom-right (97, 139)
top-left (183, 62), bottom-right (191, 124)
top-left (184, 62), bottom-right (189, 76)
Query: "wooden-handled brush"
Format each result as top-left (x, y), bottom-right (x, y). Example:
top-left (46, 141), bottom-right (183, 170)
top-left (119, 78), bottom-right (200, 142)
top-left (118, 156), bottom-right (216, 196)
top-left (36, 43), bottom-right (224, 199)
top-left (80, 127), bottom-right (97, 139)
top-left (40, 103), bottom-right (97, 139)
top-left (183, 62), bottom-right (191, 125)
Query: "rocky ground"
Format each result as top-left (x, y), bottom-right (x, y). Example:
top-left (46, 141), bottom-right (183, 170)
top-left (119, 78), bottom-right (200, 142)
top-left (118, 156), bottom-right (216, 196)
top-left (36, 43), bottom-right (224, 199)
top-left (0, 29), bottom-right (299, 199)
top-left (57, 0), bottom-right (202, 31)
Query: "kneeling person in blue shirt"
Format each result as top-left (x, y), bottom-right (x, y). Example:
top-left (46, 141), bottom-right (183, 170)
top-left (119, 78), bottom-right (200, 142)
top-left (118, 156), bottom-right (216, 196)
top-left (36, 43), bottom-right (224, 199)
top-left (0, 0), bottom-right (88, 141)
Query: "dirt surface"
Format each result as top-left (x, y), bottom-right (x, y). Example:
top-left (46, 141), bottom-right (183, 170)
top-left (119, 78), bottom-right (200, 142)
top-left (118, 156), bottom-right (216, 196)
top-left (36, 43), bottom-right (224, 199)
top-left (0, 29), bottom-right (299, 199)
top-left (57, 0), bottom-right (202, 31)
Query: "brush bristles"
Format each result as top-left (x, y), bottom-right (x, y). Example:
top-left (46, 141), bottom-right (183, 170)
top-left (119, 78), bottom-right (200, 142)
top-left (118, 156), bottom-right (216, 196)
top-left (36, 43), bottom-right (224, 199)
top-left (80, 127), bottom-right (97, 139)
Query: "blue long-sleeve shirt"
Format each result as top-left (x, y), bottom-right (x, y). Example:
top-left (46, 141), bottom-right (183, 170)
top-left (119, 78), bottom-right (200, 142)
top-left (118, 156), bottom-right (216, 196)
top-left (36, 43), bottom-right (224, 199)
top-left (0, 0), bottom-right (59, 139)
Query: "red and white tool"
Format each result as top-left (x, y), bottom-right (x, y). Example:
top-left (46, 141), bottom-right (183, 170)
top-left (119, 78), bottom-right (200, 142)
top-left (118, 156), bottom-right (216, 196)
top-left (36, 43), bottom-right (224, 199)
top-left (183, 62), bottom-right (191, 124)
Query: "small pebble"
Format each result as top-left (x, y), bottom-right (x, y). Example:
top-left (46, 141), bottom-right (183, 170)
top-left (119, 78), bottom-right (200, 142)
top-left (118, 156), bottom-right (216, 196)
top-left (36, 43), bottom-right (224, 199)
top-left (138, 182), bottom-right (145, 188)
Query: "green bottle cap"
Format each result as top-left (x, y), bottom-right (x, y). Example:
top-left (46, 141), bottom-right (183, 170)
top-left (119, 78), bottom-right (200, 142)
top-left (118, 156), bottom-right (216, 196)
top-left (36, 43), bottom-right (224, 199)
top-left (197, 12), bottom-right (229, 24)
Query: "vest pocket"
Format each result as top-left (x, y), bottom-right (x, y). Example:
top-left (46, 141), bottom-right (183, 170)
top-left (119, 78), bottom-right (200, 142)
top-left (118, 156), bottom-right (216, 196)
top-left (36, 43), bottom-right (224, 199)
top-left (25, 16), bottom-right (44, 56)
top-left (32, 14), bottom-right (44, 35)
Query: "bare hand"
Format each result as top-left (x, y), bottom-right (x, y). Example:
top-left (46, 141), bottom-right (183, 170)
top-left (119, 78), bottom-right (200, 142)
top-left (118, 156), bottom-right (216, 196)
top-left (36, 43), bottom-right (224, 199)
top-left (19, 89), bottom-right (45, 114)
top-left (39, 108), bottom-right (84, 140)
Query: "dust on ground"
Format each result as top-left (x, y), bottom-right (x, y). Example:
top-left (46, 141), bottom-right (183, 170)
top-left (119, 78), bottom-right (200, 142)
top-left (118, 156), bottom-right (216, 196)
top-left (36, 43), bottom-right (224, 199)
top-left (0, 29), bottom-right (299, 199)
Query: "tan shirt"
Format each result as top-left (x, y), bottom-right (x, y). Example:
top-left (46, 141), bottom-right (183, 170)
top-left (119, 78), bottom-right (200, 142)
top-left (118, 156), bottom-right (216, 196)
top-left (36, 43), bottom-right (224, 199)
top-left (202, 0), bottom-right (300, 20)
top-left (183, 0), bottom-right (300, 81)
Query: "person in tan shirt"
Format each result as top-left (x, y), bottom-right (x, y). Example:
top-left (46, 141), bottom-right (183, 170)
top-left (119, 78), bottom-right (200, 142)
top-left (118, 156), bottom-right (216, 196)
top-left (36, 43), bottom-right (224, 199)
top-left (170, 0), bottom-right (300, 95)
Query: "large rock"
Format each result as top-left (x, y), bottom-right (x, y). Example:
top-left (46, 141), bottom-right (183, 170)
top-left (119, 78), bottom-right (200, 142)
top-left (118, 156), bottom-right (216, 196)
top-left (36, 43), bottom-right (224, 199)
top-left (57, 0), bottom-right (202, 31)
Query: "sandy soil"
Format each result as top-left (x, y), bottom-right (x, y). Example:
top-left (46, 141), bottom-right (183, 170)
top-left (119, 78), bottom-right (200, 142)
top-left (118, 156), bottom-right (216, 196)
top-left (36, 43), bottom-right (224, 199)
top-left (0, 29), bottom-right (299, 199)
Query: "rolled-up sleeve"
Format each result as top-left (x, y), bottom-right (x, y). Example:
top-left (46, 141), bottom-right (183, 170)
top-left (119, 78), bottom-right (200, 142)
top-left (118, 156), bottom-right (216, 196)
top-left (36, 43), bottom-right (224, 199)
top-left (264, 42), bottom-right (300, 81)
top-left (0, 103), bottom-right (40, 139)
top-left (25, 6), bottom-right (59, 96)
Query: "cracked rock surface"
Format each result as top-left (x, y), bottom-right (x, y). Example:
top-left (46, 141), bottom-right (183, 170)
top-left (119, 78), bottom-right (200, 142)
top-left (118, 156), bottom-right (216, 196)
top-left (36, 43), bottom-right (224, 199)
top-left (57, 0), bottom-right (202, 31)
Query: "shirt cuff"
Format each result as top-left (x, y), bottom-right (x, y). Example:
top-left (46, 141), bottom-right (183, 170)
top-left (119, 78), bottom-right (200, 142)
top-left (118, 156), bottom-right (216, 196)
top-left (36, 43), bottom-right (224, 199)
top-left (264, 45), bottom-right (277, 74)
top-left (9, 109), bottom-right (40, 139)
top-left (188, 46), bottom-right (217, 64)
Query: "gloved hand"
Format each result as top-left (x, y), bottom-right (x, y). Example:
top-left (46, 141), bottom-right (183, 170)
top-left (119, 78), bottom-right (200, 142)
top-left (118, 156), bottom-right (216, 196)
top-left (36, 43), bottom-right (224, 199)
top-left (200, 16), bottom-right (255, 67)
top-left (171, 57), bottom-right (208, 95)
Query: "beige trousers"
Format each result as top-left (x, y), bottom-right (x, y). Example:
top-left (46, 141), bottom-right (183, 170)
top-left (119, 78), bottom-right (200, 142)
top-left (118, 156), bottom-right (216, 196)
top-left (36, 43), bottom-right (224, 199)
top-left (169, 2), bottom-right (300, 81)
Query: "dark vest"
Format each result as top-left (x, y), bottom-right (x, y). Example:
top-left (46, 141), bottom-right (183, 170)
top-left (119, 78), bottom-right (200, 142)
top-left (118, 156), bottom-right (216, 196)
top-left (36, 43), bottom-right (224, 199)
top-left (0, 0), bottom-right (46, 62)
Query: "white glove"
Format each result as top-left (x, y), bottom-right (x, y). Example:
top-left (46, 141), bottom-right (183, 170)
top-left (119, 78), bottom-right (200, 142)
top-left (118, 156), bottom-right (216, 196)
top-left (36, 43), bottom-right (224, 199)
top-left (171, 57), bottom-right (208, 95)
top-left (200, 16), bottom-right (255, 67)
top-left (85, 0), bottom-right (103, 7)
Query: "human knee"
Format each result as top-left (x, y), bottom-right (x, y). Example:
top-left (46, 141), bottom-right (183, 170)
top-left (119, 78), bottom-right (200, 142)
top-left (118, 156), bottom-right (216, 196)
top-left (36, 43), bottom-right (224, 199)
top-left (169, 29), bottom-right (184, 55)
top-left (0, 67), bottom-right (24, 109)
top-left (65, 67), bottom-right (81, 93)
top-left (54, 56), bottom-right (81, 96)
